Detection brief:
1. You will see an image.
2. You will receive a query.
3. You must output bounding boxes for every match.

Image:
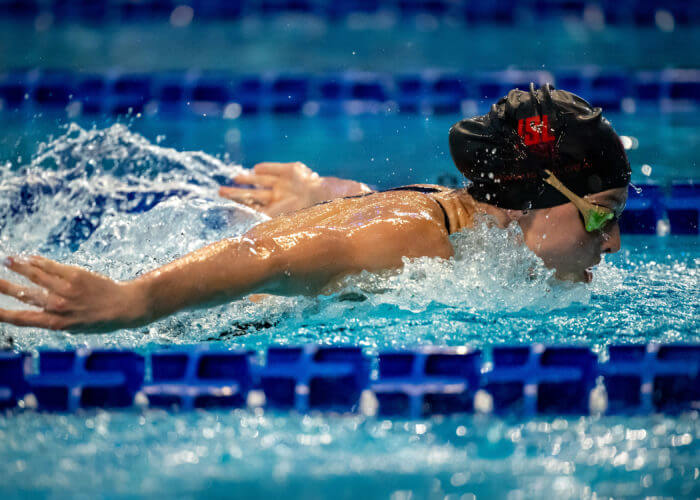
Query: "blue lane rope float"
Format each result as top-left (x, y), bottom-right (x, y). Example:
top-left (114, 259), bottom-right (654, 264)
top-left (27, 349), bottom-right (144, 411)
top-left (0, 0), bottom-right (699, 25)
top-left (372, 347), bottom-right (481, 418)
top-left (1, 68), bottom-right (699, 117)
top-left (0, 351), bottom-right (31, 410)
top-left (144, 346), bottom-right (255, 410)
top-left (1, 343), bottom-right (699, 416)
top-left (484, 345), bottom-right (597, 416)
top-left (600, 344), bottom-right (700, 414)
top-left (258, 345), bottom-right (370, 412)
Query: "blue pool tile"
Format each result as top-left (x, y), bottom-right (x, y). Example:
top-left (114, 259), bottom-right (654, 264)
top-left (52, 0), bottom-right (109, 21)
top-left (118, 0), bottom-right (175, 20)
top-left (232, 75), bottom-right (264, 114)
top-left (463, 0), bottom-right (517, 23)
top-left (430, 73), bottom-right (470, 114)
top-left (590, 70), bottom-right (630, 110)
top-left (395, 74), bottom-right (424, 113)
top-left (74, 74), bottom-right (108, 114)
top-left (634, 71), bottom-right (664, 102)
top-left (269, 74), bottom-right (310, 114)
top-left (259, 346), bottom-right (369, 412)
top-left (28, 349), bottom-right (145, 411)
top-left (398, 0), bottom-right (450, 16)
top-left (32, 71), bottom-right (74, 108)
top-left (189, 74), bottom-right (234, 116)
top-left (0, 0), bottom-right (39, 17)
top-left (349, 76), bottom-right (389, 101)
top-left (151, 72), bottom-right (190, 114)
top-left (554, 70), bottom-right (589, 98)
top-left (666, 181), bottom-right (699, 234)
top-left (668, 73), bottom-right (700, 102)
top-left (661, 70), bottom-right (700, 111)
top-left (0, 72), bottom-right (30, 111)
top-left (190, 0), bottom-right (243, 18)
top-left (373, 347), bottom-right (482, 417)
top-left (484, 345), bottom-right (597, 415)
top-left (532, 0), bottom-right (586, 17)
top-left (618, 184), bottom-right (664, 234)
top-left (260, 0), bottom-right (315, 14)
top-left (474, 70), bottom-right (552, 103)
top-left (110, 74), bottom-right (152, 115)
top-left (326, 0), bottom-right (381, 17)
top-left (0, 352), bottom-right (31, 410)
top-left (144, 347), bottom-right (254, 409)
top-left (308, 74), bottom-right (348, 115)
top-left (601, 344), bottom-right (700, 413)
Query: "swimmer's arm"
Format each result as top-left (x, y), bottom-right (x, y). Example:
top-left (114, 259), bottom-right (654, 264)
top-left (132, 215), bottom-right (452, 324)
top-left (0, 234), bottom-right (342, 333)
top-left (220, 162), bottom-right (372, 216)
top-left (0, 208), bottom-right (450, 332)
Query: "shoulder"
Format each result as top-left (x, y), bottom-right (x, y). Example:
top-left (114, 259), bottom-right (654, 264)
top-left (343, 199), bottom-right (454, 271)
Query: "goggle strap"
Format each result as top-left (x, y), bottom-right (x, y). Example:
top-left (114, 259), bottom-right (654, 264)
top-left (542, 169), bottom-right (592, 215)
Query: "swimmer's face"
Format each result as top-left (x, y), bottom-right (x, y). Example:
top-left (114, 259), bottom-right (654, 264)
top-left (518, 187), bottom-right (628, 282)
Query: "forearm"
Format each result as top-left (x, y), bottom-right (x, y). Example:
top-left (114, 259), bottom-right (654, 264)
top-left (126, 237), bottom-right (279, 325)
top-left (126, 229), bottom-right (345, 325)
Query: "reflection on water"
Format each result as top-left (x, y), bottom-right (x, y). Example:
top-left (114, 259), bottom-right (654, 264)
top-left (0, 410), bottom-right (698, 498)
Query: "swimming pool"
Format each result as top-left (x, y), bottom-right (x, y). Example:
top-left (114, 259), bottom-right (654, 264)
top-left (1, 5), bottom-right (699, 499)
top-left (0, 120), bottom-right (697, 498)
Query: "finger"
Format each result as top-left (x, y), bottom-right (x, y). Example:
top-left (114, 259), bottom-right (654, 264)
top-left (234, 173), bottom-right (280, 188)
top-left (219, 186), bottom-right (273, 204)
top-left (0, 308), bottom-right (65, 330)
top-left (0, 278), bottom-right (48, 308)
top-left (27, 255), bottom-right (76, 281)
top-left (4, 257), bottom-right (66, 291)
top-left (252, 162), bottom-right (300, 178)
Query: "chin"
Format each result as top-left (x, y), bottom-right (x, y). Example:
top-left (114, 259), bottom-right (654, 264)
top-left (554, 268), bottom-right (593, 283)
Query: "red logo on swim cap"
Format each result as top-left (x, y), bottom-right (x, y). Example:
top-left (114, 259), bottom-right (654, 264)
top-left (518, 115), bottom-right (556, 146)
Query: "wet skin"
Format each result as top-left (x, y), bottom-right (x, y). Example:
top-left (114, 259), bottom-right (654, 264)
top-left (0, 180), bottom-right (626, 332)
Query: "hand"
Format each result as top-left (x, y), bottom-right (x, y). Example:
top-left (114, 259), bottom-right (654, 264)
top-left (0, 255), bottom-right (144, 333)
top-left (219, 162), bottom-right (324, 217)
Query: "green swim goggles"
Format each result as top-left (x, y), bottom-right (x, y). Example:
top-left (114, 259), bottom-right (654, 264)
top-left (542, 170), bottom-right (617, 232)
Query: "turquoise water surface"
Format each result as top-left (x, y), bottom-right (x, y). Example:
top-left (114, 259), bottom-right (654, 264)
top-left (1, 12), bottom-right (698, 500)
top-left (0, 122), bottom-right (697, 498)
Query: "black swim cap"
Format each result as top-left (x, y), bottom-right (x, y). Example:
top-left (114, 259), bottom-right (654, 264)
top-left (449, 83), bottom-right (631, 210)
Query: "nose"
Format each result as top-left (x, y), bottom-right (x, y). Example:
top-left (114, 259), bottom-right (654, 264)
top-left (601, 221), bottom-right (621, 254)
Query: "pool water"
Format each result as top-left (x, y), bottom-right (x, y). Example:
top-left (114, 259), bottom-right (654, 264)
top-left (0, 123), bottom-right (697, 498)
top-left (1, 9), bottom-right (699, 499)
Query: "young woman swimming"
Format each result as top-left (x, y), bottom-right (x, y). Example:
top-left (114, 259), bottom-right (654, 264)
top-left (0, 84), bottom-right (629, 333)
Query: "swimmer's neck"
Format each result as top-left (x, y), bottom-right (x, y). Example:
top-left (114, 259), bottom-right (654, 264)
top-left (451, 188), bottom-right (516, 229)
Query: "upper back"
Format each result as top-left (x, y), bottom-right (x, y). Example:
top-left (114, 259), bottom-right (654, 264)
top-left (245, 187), bottom-right (458, 272)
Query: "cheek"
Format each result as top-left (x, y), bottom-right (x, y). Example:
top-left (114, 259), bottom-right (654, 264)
top-left (524, 208), bottom-right (590, 266)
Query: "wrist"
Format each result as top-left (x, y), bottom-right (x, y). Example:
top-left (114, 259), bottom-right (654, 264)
top-left (116, 279), bottom-right (152, 327)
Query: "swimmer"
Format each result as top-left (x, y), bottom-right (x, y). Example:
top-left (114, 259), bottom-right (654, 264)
top-left (0, 84), bottom-right (629, 333)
